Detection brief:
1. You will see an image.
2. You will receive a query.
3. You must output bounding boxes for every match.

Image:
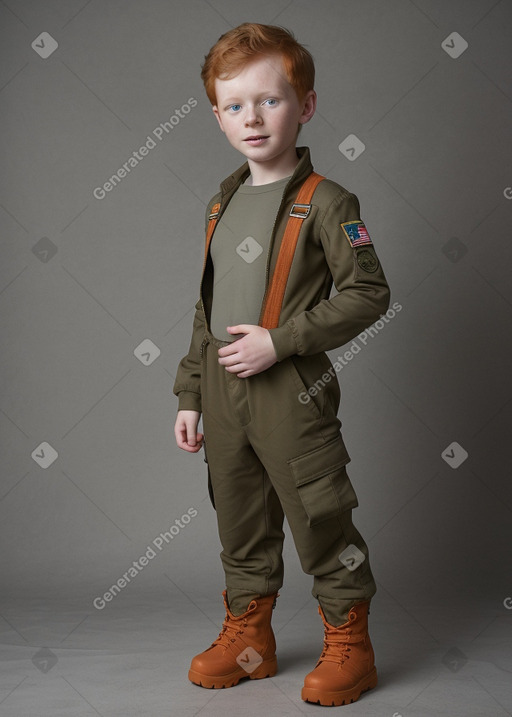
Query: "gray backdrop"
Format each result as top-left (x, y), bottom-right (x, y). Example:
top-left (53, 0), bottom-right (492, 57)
top-left (1, 0), bottom-right (511, 714)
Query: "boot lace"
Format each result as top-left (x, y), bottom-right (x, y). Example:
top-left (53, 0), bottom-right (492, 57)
top-left (319, 627), bottom-right (353, 666)
top-left (212, 613), bottom-right (248, 649)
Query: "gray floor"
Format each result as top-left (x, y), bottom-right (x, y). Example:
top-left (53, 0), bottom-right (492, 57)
top-left (1, 580), bottom-right (511, 717)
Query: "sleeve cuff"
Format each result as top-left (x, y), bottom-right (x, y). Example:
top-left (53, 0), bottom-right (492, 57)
top-left (268, 322), bottom-right (299, 361)
top-left (176, 390), bottom-right (202, 413)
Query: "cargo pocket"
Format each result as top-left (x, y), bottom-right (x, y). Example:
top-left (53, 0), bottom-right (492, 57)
top-left (203, 437), bottom-right (215, 510)
top-left (288, 436), bottom-right (358, 527)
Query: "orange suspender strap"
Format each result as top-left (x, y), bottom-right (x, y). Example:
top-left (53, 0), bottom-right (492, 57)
top-left (204, 201), bottom-right (221, 263)
top-left (260, 171), bottom-right (325, 329)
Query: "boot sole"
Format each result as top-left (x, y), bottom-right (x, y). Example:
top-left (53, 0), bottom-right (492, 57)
top-left (301, 666), bottom-right (377, 706)
top-left (189, 656), bottom-right (277, 689)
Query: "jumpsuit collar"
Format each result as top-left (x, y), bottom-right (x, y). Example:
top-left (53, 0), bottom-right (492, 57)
top-left (218, 146), bottom-right (315, 202)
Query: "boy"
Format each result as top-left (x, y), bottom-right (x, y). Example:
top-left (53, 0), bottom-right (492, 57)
top-left (173, 23), bottom-right (390, 707)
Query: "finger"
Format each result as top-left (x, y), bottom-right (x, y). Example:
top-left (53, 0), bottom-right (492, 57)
top-left (218, 352), bottom-right (242, 366)
top-left (223, 363), bottom-right (246, 374)
top-left (186, 425), bottom-right (197, 447)
top-left (217, 344), bottom-right (238, 357)
top-left (181, 441), bottom-right (201, 453)
top-left (177, 434), bottom-right (194, 451)
top-left (174, 423), bottom-right (186, 447)
top-left (226, 324), bottom-right (251, 334)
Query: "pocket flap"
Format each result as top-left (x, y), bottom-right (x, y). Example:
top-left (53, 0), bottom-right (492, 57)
top-left (288, 436), bottom-right (350, 486)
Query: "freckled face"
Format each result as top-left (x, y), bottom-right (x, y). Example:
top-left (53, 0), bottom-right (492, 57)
top-left (212, 54), bottom-right (315, 167)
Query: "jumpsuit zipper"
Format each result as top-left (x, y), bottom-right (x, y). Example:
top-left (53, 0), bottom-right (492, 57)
top-left (199, 295), bottom-right (208, 360)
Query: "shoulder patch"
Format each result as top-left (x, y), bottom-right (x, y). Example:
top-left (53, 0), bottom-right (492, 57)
top-left (340, 220), bottom-right (373, 248)
top-left (356, 247), bottom-right (379, 273)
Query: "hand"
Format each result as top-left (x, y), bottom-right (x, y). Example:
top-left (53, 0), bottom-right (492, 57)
top-left (217, 324), bottom-right (277, 378)
top-left (174, 410), bottom-right (204, 453)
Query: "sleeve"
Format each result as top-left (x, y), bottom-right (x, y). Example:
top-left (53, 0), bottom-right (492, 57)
top-left (268, 191), bottom-right (391, 360)
top-left (172, 297), bottom-right (205, 413)
top-left (172, 195), bottom-right (219, 413)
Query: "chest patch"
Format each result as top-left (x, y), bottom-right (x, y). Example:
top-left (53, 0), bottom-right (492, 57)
top-left (340, 220), bottom-right (373, 248)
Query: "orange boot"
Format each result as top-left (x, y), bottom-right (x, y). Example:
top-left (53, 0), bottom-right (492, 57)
top-left (188, 590), bottom-right (279, 689)
top-left (301, 601), bottom-right (377, 706)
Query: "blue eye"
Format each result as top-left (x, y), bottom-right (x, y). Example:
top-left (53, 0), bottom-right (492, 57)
top-left (229, 104), bottom-right (242, 112)
top-left (265, 98), bottom-right (277, 106)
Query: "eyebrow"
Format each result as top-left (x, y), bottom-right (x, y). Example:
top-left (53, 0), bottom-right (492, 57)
top-left (222, 91), bottom-right (280, 103)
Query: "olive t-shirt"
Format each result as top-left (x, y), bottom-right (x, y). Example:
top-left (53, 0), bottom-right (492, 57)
top-left (209, 174), bottom-right (291, 342)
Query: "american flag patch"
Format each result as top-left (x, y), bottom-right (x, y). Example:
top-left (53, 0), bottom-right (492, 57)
top-left (340, 221), bottom-right (373, 248)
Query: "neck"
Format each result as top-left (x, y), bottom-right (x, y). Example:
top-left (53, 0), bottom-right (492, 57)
top-left (246, 146), bottom-right (300, 186)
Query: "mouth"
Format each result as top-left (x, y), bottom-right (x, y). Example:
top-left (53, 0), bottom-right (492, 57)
top-left (244, 135), bottom-right (269, 145)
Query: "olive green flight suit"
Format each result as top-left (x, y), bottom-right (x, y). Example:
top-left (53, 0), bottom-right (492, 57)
top-left (174, 146), bottom-right (390, 624)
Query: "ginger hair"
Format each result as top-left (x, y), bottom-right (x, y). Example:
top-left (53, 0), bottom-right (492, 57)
top-left (201, 22), bottom-right (315, 106)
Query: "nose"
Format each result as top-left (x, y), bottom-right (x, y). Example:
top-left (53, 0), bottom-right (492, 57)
top-left (244, 104), bottom-right (262, 126)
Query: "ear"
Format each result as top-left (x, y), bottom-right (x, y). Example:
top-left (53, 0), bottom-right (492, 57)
top-left (212, 106), bottom-right (225, 133)
top-left (298, 89), bottom-right (317, 126)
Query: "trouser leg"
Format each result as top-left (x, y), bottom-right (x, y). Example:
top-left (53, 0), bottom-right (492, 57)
top-left (237, 351), bottom-right (377, 626)
top-left (201, 334), bottom-right (285, 615)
